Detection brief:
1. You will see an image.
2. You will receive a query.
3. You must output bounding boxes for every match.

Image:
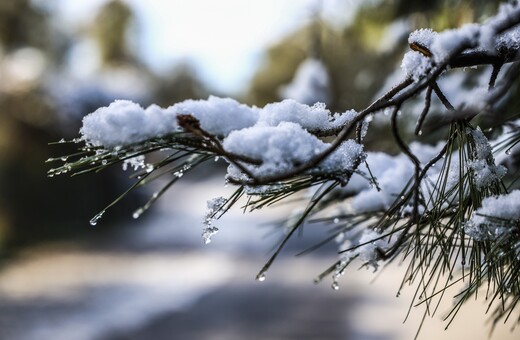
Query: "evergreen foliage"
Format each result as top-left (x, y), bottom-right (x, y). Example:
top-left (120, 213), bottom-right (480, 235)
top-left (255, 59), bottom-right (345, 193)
top-left (49, 1), bottom-right (520, 334)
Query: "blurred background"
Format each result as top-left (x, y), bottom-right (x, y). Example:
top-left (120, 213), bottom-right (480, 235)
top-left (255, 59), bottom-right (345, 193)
top-left (0, 0), bottom-right (519, 339)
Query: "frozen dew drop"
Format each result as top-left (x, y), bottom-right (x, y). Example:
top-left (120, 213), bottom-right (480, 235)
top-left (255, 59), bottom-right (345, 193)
top-left (132, 208), bottom-right (144, 219)
top-left (202, 226), bottom-right (219, 244)
top-left (61, 156), bottom-right (68, 162)
top-left (256, 273), bottom-right (266, 282)
top-left (58, 138), bottom-right (66, 143)
top-left (333, 217), bottom-right (340, 224)
top-left (506, 149), bottom-right (512, 155)
top-left (214, 156), bottom-right (220, 162)
top-left (331, 281), bottom-right (340, 291)
top-left (89, 210), bottom-right (105, 226)
top-left (418, 130), bottom-right (423, 136)
top-left (101, 160), bottom-right (108, 165)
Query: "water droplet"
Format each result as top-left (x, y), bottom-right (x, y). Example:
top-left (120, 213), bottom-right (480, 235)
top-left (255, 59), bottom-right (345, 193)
top-left (331, 281), bottom-right (340, 291)
top-left (418, 130), bottom-right (423, 136)
top-left (132, 208), bottom-right (144, 219)
top-left (101, 160), bottom-right (108, 165)
top-left (400, 195), bottom-right (405, 200)
top-left (214, 156), bottom-right (220, 162)
top-left (333, 218), bottom-right (340, 224)
top-left (256, 273), bottom-right (266, 282)
top-left (89, 211), bottom-right (105, 226)
top-left (506, 149), bottom-right (512, 155)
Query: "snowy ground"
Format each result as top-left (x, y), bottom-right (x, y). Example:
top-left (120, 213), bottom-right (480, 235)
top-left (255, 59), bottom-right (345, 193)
top-left (0, 176), bottom-right (518, 340)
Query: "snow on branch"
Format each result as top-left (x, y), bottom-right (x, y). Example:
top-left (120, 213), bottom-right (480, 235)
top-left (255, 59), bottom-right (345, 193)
top-left (49, 2), bottom-right (520, 333)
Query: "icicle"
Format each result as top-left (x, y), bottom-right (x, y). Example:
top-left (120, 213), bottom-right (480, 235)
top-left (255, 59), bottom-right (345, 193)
top-left (89, 210), bottom-right (105, 226)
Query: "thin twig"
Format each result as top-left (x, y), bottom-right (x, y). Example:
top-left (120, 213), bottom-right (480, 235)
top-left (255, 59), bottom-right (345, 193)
top-left (415, 85), bottom-right (433, 135)
top-left (489, 62), bottom-right (503, 89)
top-left (432, 82), bottom-right (455, 111)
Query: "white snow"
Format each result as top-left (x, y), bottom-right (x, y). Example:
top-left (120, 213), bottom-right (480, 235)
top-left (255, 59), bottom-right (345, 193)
top-left (122, 155), bottom-right (146, 171)
top-left (169, 96), bottom-right (259, 137)
top-left (408, 28), bottom-right (437, 49)
top-left (343, 143), bottom-right (445, 213)
top-left (80, 100), bottom-right (179, 148)
top-left (201, 196), bottom-right (227, 244)
top-left (465, 190), bottom-right (520, 241)
top-left (222, 122), bottom-right (364, 178)
top-left (400, 51), bottom-right (433, 82)
top-left (467, 127), bottom-right (507, 190)
top-left (80, 96), bottom-right (357, 148)
top-left (257, 100), bottom-right (357, 133)
top-left (401, 2), bottom-right (520, 82)
top-left (279, 58), bottom-right (331, 105)
top-left (430, 24), bottom-right (480, 61)
top-left (480, 1), bottom-right (520, 51)
top-left (339, 229), bottom-right (400, 271)
top-left (350, 152), bottom-right (413, 212)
